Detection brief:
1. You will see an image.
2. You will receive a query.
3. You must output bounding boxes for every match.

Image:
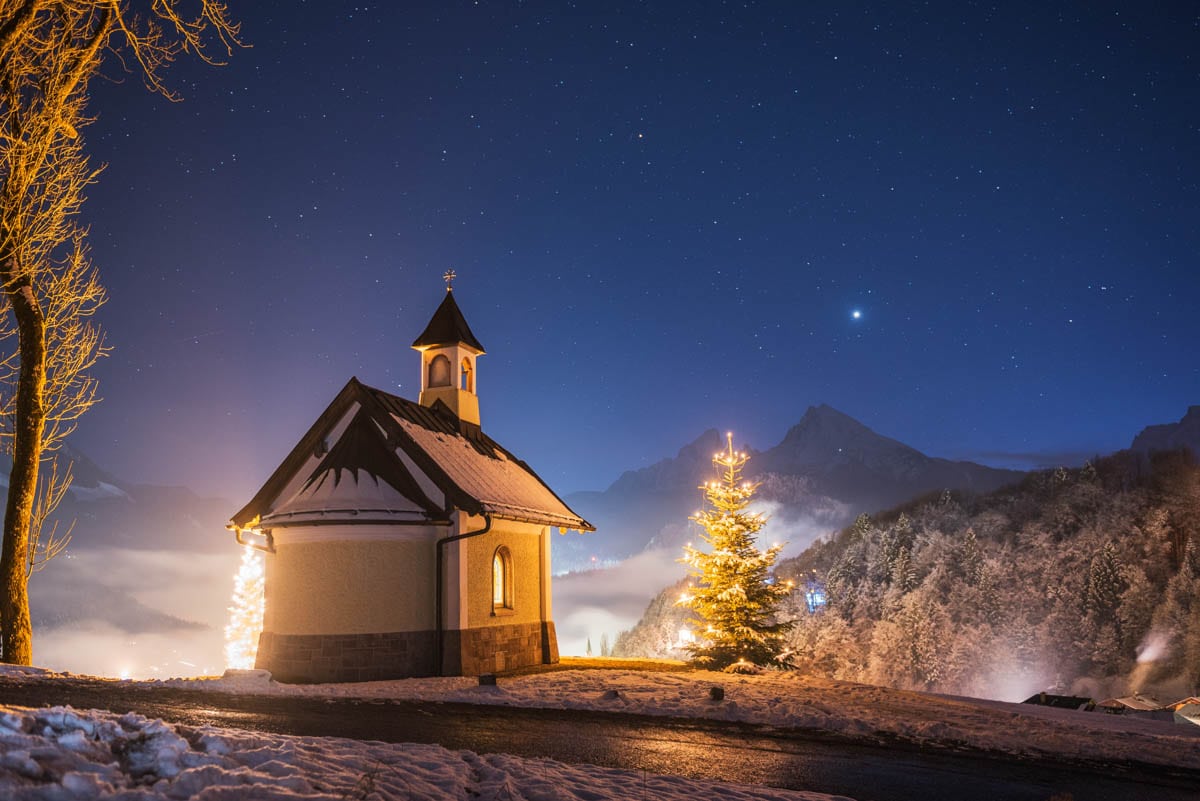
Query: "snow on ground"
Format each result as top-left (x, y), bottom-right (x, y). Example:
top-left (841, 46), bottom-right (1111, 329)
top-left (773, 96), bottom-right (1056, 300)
top-left (4, 660), bottom-right (1198, 784)
top-left (0, 704), bottom-right (850, 801)
top-left (148, 666), bottom-right (1200, 770)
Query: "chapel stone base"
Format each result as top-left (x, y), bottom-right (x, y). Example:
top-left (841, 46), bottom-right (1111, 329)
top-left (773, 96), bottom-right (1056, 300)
top-left (255, 621), bottom-right (558, 684)
top-left (440, 621), bottom-right (559, 676)
top-left (255, 630), bottom-right (437, 684)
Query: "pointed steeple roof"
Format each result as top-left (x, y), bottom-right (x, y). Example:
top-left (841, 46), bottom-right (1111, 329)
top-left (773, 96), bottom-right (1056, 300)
top-left (412, 290), bottom-right (485, 353)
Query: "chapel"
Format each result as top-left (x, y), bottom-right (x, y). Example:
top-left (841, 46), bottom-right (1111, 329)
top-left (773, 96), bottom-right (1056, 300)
top-left (228, 280), bottom-right (592, 682)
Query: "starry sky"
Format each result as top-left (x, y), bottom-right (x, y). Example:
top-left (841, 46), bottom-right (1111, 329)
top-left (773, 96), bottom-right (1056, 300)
top-left (70, 0), bottom-right (1199, 502)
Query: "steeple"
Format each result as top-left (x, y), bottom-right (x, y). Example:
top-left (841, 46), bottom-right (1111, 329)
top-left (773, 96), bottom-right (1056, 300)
top-left (411, 273), bottom-right (485, 426)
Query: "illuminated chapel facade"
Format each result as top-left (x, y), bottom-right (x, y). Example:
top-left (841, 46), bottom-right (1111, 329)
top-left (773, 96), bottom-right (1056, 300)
top-left (228, 287), bottom-right (592, 682)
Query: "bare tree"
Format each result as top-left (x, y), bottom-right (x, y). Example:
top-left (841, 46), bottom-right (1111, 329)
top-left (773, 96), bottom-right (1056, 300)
top-left (0, 2), bottom-right (239, 664)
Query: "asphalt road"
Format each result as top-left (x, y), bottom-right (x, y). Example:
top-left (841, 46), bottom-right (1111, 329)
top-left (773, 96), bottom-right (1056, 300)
top-left (0, 677), bottom-right (1195, 801)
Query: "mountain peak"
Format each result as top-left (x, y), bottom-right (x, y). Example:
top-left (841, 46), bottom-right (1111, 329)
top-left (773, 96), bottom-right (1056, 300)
top-left (774, 405), bottom-right (916, 464)
top-left (677, 428), bottom-right (724, 461)
top-left (1131, 406), bottom-right (1200, 455)
top-left (757, 407), bottom-right (1023, 511)
top-left (566, 407), bottom-right (1024, 568)
top-left (789, 404), bottom-right (873, 437)
top-left (606, 428), bottom-right (730, 494)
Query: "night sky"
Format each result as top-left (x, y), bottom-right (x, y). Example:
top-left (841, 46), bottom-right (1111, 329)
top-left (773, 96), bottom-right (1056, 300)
top-left (72, 1), bottom-right (1199, 502)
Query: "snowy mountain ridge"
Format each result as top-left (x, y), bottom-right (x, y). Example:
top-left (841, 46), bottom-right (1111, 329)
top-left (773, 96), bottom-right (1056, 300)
top-left (560, 405), bottom-right (1022, 569)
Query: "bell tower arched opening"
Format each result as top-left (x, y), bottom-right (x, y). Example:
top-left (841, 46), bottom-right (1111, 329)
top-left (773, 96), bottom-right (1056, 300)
top-left (429, 354), bottom-right (451, 388)
top-left (412, 279), bottom-right (486, 426)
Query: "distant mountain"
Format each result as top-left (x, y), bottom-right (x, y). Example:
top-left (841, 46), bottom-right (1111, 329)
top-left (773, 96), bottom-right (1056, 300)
top-left (1131, 406), bottom-right (1200, 456)
top-left (0, 443), bottom-right (234, 553)
top-left (756, 405), bottom-right (1024, 512)
top-left (606, 429), bottom-right (733, 495)
top-left (560, 430), bottom-right (754, 567)
top-left (558, 406), bottom-right (1023, 571)
top-left (30, 562), bottom-right (207, 634)
top-left (57, 483), bottom-right (235, 553)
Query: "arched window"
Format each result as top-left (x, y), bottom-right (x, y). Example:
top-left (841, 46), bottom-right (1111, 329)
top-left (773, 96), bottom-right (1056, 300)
top-left (492, 546), bottom-right (513, 610)
top-left (460, 357), bottom-right (473, 393)
top-left (428, 354), bottom-right (451, 387)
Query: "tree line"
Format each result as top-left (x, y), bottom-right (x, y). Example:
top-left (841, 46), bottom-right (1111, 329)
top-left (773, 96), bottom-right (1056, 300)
top-left (618, 449), bottom-right (1200, 701)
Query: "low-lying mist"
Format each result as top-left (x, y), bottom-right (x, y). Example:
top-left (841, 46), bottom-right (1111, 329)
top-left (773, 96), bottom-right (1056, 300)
top-left (30, 548), bottom-right (238, 678)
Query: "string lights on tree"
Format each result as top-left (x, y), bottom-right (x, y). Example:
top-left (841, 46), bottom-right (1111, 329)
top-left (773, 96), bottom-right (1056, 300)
top-left (224, 545), bottom-right (265, 670)
top-left (678, 432), bottom-right (793, 670)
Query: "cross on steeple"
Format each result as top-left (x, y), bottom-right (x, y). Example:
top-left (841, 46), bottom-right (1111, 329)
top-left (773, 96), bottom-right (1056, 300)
top-left (443, 269), bottom-right (457, 291)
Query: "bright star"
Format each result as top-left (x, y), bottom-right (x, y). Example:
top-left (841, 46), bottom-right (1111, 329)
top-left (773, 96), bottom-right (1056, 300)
top-left (851, 309), bottom-right (862, 320)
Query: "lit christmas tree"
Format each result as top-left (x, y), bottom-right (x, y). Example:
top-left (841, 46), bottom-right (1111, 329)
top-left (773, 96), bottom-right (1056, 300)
top-left (224, 545), bottom-right (265, 670)
top-left (679, 432), bottom-right (793, 670)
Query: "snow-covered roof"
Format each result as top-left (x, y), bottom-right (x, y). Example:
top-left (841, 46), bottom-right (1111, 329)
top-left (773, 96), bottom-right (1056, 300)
top-left (1098, 694), bottom-right (1166, 712)
top-left (261, 408), bottom-right (441, 526)
top-left (391, 416), bottom-right (581, 528)
top-left (231, 378), bottom-right (592, 532)
top-left (1176, 704), bottom-right (1200, 728)
top-left (263, 469), bottom-right (433, 525)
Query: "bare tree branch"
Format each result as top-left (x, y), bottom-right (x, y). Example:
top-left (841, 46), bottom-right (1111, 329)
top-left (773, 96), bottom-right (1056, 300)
top-left (27, 453), bottom-right (72, 577)
top-left (0, 1), bottom-right (242, 663)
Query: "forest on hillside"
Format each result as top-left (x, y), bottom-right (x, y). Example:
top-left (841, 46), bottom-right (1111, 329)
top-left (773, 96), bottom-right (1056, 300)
top-left (614, 450), bottom-right (1200, 701)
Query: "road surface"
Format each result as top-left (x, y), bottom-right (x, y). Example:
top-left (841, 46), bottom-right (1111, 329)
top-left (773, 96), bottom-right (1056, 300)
top-left (0, 677), bottom-right (1194, 801)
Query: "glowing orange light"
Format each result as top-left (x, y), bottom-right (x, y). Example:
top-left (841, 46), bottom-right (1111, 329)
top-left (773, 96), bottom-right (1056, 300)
top-left (224, 544), bottom-right (265, 670)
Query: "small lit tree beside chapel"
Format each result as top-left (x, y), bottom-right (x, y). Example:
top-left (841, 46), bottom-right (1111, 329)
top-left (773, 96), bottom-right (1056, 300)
top-left (679, 433), bottom-right (793, 670)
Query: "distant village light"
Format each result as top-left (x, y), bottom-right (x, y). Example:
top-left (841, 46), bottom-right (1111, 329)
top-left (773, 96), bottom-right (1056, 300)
top-left (804, 576), bottom-right (828, 614)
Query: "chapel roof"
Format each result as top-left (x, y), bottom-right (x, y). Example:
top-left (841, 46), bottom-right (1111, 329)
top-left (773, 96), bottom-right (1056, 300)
top-left (411, 290), bottom-right (485, 353)
top-left (261, 408), bottom-right (443, 525)
top-left (230, 378), bottom-right (591, 532)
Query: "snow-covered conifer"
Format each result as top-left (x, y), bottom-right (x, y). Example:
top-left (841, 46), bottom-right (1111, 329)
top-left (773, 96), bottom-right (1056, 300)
top-left (678, 433), bottom-right (792, 670)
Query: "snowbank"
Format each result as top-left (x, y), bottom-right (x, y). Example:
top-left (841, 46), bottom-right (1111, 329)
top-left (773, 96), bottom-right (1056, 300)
top-left (0, 704), bottom-right (850, 801)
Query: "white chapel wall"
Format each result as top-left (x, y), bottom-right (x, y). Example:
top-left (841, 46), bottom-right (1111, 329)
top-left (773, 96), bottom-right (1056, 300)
top-left (263, 524), bottom-right (437, 636)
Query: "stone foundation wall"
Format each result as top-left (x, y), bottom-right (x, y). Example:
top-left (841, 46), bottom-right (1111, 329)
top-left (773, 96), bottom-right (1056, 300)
top-left (256, 630), bottom-right (436, 683)
top-left (443, 621), bottom-right (558, 676)
top-left (255, 620), bottom-right (558, 682)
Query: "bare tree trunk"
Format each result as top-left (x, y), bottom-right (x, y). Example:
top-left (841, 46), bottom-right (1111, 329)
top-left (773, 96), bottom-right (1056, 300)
top-left (0, 0), bottom-right (240, 665)
top-left (0, 278), bottom-right (45, 664)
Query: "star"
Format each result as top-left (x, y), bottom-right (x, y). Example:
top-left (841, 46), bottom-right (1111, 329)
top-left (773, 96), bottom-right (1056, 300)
top-left (851, 309), bottom-right (863, 320)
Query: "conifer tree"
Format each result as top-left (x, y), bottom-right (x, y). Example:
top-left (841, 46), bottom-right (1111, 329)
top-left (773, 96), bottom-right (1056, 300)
top-left (679, 432), bottom-right (792, 669)
top-left (1085, 541), bottom-right (1126, 628)
top-left (224, 546), bottom-right (265, 670)
top-left (890, 547), bottom-right (917, 593)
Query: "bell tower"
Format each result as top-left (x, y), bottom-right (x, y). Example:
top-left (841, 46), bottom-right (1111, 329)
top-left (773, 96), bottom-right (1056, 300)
top-left (411, 271), bottom-right (485, 426)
